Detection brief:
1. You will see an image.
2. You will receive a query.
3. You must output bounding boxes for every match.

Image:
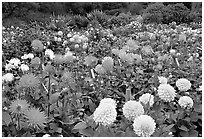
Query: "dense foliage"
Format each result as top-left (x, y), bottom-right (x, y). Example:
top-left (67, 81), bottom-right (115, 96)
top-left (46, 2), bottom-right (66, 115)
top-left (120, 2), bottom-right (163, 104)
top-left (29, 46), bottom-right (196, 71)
top-left (2, 4), bottom-right (202, 137)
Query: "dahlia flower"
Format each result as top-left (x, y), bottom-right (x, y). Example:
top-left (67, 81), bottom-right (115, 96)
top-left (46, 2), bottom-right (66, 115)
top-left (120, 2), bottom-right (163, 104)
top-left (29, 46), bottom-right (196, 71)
top-left (102, 56), bottom-right (114, 72)
top-left (133, 115), bottom-right (156, 137)
top-left (20, 64), bottom-right (29, 72)
top-left (5, 63), bottom-right (15, 71)
top-left (9, 58), bottom-right (21, 67)
top-left (158, 76), bottom-right (168, 84)
top-left (25, 107), bottom-right (47, 129)
top-left (93, 105), bottom-right (117, 126)
top-left (2, 73), bottom-right (14, 82)
top-left (27, 53), bottom-right (34, 59)
top-left (45, 49), bottom-right (55, 60)
top-left (95, 64), bottom-right (106, 74)
top-left (99, 98), bottom-right (117, 108)
top-left (157, 84), bottom-right (176, 102)
top-left (176, 78), bottom-right (191, 91)
top-left (178, 96), bottom-right (194, 109)
top-left (18, 73), bottom-right (40, 89)
top-left (58, 31), bottom-right (63, 36)
top-left (9, 99), bottom-right (30, 115)
top-left (30, 57), bottom-right (41, 66)
top-left (84, 55), bottom-right (98, 66)
top-left (139, 93), bottom-right (154, 107)
top-left (122, 100), bottom-right (144, 121)
top-left (31, 39), bottom-right (44, 52)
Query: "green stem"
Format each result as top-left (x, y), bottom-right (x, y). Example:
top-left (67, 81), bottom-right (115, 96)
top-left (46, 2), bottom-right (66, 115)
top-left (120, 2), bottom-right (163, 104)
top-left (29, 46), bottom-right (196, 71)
top-left (17, 116), bottom-right (20, 131)
top-left (48, 74), bottom-right (51, 118)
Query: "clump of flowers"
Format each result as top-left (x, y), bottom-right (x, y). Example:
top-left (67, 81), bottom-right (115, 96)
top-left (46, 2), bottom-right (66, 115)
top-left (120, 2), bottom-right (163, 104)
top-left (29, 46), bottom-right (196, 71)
top-left (176, 78), bottom-right (191, 91)
top-left (93, 103), bottom-right (117, 126)
top-left (102, 56), bottom-right (114, 72)
top-left (122, 100), bottom-right (144, 121)
top-left (25, 107), bottom-right (47, 129)
top-left (9, 99), bottom-right (30, 115)
top-left (178, 96), bottom-right (194, 109)
top-left (157, 84), bottom-right (176, 102)
top-left (2, 73), bottom-right (14, 82)
top-left (139, 93), bottom-right (154, 107)
top-left (133, 115), bottom-right (156, 137)
top-left (158, 76), bottom-right (168, 84)
top-left (18, 73), bottom-right (40, 89)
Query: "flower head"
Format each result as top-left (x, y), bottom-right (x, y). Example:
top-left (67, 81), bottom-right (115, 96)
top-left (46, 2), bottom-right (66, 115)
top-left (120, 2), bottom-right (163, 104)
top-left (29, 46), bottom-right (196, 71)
top-left (45, 49), bottom-right (55, 60)
top-left (95, 64), bottom-right (106, 74)
top-left (5, 63), bottom-right (15, 71)
top-left (27, 53), bottom-right (34, 59)
top-left (139, 93), bottom-right (154, 107)
top-left (31, 39), bottom-right (44, 52)
top-left (2, 73), bottom-right (14, 82)
top-left (133, 115), bottom-right (156, 137)
top-left (58, 31), bottom-right (63, 36)
top-left (122, 100), bottom-right (144, 121)
top-left (18, 73), bottom-right (40, 89)
top-left (176, 78), bottom-right (191, 91)
top-left (9, 58), bottom-right (21, 67)
top-left (178, 96), bottom-right (193, 109)
top-left (99, 98), bottom-right (117, 108)
top-left (157, 84), bottom-right (176, 102)
top-left (158, 76), bottom-right (168, 84)
top-left (102, 56), bottom-right (114, 72)
top-left (93, 105), bottom-right (117, 126)
top-left (25, 107), bottom-right (47, 129)
top-left (9, 99), bottom-right (30, 115)
top-left (20, 64), bottom-right (29, 72)
top-left (84, 55), bottom-right (98, 66)
top-left (30, 57), bottom-right (41, 67)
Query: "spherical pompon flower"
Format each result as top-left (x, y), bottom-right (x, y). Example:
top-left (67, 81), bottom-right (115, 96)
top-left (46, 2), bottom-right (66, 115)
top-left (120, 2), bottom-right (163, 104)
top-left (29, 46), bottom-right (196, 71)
top-left (18, 73), bottom-right (40, 89)
top-left (133, 115), bottom-right (156, 137)
top-left (157, 84), bottom-right (176, 102)
top-left (102, 56), bottom-right (114, 72)
top-left (9, 99), bottom-right (30, 115)
top-left (30, 57), bottom-right (41, 67)
top-left (31, 39), bottom-right (44, 52)
top-left (93, 105), bottom-right (117, 126)
top-left (158, 76), bottom-right (168, 84)
top-left (9, 58), bottom-right (21, 67)
top-left (2, 73), bottom-right (14, 82)
top-left (176, 78), bottom-right (191, 91)
top-left (122, 100), bottom-right (144, 121)
top-left (178, 96), bottom-right (194, 109)
top-left (99, 98), bottom-right (117, 108)
top-left (25, 107), bottom-right (48, 129)
top-left (95, 64), bottom-right (106, 74)
top-left (139, 93), bottom-right (154, 107)
top-left (20, 64), bottom-right (29, 72)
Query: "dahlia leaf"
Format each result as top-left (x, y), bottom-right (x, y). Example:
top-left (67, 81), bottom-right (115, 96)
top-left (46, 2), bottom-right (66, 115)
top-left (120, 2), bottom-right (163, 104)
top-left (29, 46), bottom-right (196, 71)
top-left (73, 121), bottom-right (88, 130)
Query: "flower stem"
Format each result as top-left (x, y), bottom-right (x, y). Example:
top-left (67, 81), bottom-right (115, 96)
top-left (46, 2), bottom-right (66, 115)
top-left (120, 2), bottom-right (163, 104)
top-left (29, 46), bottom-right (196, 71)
top-left (17, 116), bottom-right (20, 131)
top-left (48, 74), bottom-right (51, 117)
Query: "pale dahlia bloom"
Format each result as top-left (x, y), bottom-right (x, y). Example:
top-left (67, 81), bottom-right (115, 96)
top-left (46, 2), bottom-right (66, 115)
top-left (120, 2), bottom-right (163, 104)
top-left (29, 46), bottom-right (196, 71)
top-left (95, 64), bottom-right (106, 74)
top-left (133, 115), bottom-right (156, 137)
top-left (99, 98), bottom-right (117, 108)
top-left (93, 105), bottom-right (117, 126)
top-left (20, 64), bottom-right (29, 72)
top-left (25, 107), bottom-right (48, 129)
top-left (5, 63), bottom-right (15, 71)
top-left (178, 96), bottom-right (194, 109)
top-left (2, 73), bottom-right (14, 82)
top-left (157, 84), bottom-right (176, 102)
top-left (139, 93), bottom-right (154, 107)
top-left (10, 99), bottom-right (30, 115)
top-left (158, 76), bottom-right (168, 84)
top-left (102, 56), bottom-right (114, 72)
top-left (122, 101), bottom-right (144, 121)
top-left (9, 58), bottom-right (21, 67)
top-left (176, 78), bottom-right (191, 91)
top-left (45, 49), bottom-right (55, 60)
top-left (27, 53), bottom-right (34, 59)
top-left (58, 31), bottom-right (63, 36)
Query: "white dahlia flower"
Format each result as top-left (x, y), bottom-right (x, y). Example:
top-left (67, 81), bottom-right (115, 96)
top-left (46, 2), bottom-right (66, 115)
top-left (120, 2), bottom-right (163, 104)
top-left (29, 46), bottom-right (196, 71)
top-left (99, 98), bottom-right (117, 108)
top-left (27, 53), bottom-right (34, 59)
top-left (93, 105), bottom-right (117, 126)
top-left (122, 100), bottom-right (144, 121)
top-left (176, 78), bottom-right (191, 91)
top-left (157, 84), bottom-right (176, 102)
top-left (2, 73), bottom-right (14, 82)
top-left (158, 76), bottom-right (168, 84)
top-left (139, 93), bottom-right (154, 107)
top-left (45, 49), bottom-right (55, 60)
top-left (133, 115), bottom-right (156, 137)
top-left (20, 64), bottom-right (29, 72)
top-left (178, 96), bottom-right (194, 109)
top-left (5, 63), bottom-right (15, 71)
top-left (9, 58), bottom-right (21, 67)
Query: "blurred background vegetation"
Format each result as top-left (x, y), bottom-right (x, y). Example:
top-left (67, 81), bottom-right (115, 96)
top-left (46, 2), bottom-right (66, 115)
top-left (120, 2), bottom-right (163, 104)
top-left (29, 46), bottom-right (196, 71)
top-left (2, 2), bottom-right (202, 27)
